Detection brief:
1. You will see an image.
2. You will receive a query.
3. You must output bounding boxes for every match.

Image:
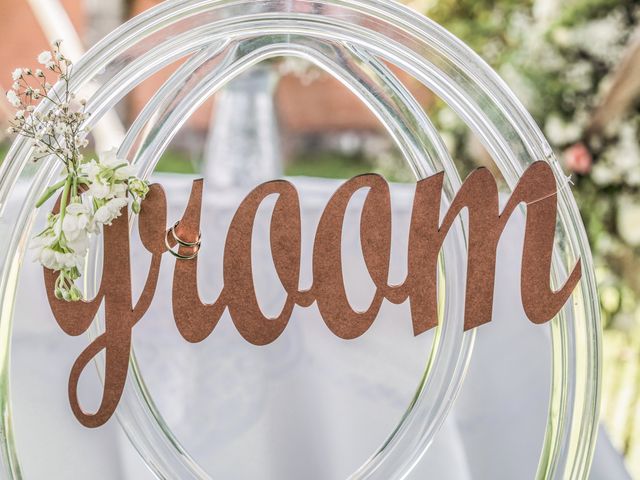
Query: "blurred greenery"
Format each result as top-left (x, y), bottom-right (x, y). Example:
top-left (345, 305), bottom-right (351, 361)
top-left (413, 0), bottom-right (640, 475)
top-left (0, 143), bottom-right (413, 182)
top-left (154, 150), bottom-right (197, 174)
top-left (0, 144), bottom-right (197, 174)
top-left (285, 151), bottom-right (370, 179)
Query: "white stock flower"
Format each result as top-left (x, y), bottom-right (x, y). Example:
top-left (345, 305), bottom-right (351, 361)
top-left (80, 159), bottom-right (100, 181)
top-left (6, 90), bottom-right (21, 107)
top-left (62, 202), bottom-right (93, 240)
top-left (66, 230), bottom-right (90, 257)
top-left (98, 148), bottom-right (119, 168)
top-left (87, 179), bottom-right (112, 200)
top-left (128, 178), bottom-right (149, 198)
top-left (53, 250), bottom-right (83, 270)
top-left (32, 231), bottom-right (82, 271)
top-left (98, 148), bottom-right (135, 179)
top-left (111, 182), bottom-right (127, 198)
top-left (94, 197), bottom-right (127, 226)
top-left (31, 229), bottom-right (57, 268)
top-left (37, 51), bottom-right (53, 66)
top-left (38, 246), bottom-right (59, 270)
top-left (33, 236), bottom-right (83, 271)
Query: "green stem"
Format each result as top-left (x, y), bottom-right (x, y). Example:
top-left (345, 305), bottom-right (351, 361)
top-left (58, 175), bottom-right (73, 231)
top-left (35, 178), bottom-right (67, 208)
top-left (72, 174), bottom-right (78, 202)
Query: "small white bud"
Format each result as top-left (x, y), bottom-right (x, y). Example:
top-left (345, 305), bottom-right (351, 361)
top-left (37, 51), bottom-right (53, 66)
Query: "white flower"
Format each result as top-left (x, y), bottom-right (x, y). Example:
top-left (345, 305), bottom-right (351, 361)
top-left (87, 179), bottom-right (112, 200)
top-left (94, 197), bottom-right (127, 225)
top-left (53, 250), bottom-right (83, 270)
top-left (32, 223), bottom-right (84, 271)
top-left (80, 159), bottom-right (100, 181)
top-left (128, 178), bottom-right (149, 198)
top-left (98, 148), bottom-right (119, 168)
top-left (544, 114), bottom-right (581, 146)
top-left (31, 228), bottom-right (55, 253)
top-left (11, 68), bottom-right (23, 81)
top-left (38, 246), bottom-right (59, 270)
top-left (37, 51), bottom-right (53, 66)
top-left (31, 204), bottom-right (91, 274)
top-left (54, 123), bottom-right (67, 135)
top-left (30, 229), bottom-right (73, 270)
top-left (62, 201), bottom-right (92, 240)
top-left (591, 161), bottom-right (620, 186)
top-left (98, 148), bottom-right (135, 180)
top-left (111, 182), bottom-right (127, 198)
top-left (66, 230), bottom-right (90, 257)
top-left (609, 124), bottom-right (640, 180)
top-left (617, 195), bottom-right (640, 247)
top-left (564, 61), bottom-right (592, 92)
top-left (6, 90), bottom-right (21, 107)
top-left (533, 0), bottom-right (556, 22)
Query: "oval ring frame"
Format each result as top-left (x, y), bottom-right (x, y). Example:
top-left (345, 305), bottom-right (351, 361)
top-left (0, 1), bottom-right (600, 479)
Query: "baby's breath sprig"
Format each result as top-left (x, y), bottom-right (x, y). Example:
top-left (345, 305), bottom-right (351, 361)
top-left (5, 41), bottom-right (149, 302)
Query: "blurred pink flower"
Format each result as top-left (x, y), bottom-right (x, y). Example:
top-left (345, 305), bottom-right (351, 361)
top-left (563, 142), bottom-right (592, 174)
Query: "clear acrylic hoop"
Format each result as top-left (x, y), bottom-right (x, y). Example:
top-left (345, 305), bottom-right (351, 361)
top-left (0, 1), bottom-right (600, 479)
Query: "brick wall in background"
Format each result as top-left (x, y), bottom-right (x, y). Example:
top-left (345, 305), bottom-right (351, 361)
top-left (0, 0), bottom-right (84, 130)
top-left (1, 0), bottom-right (433, 142)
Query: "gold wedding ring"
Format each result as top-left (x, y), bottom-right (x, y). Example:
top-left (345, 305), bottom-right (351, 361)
top-left (165, 222), bottom-right (201, 260)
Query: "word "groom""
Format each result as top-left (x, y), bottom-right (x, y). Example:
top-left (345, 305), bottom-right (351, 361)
top-left (44, 161), bottom-right (581, 427)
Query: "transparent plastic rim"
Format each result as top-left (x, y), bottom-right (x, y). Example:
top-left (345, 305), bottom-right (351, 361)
top-left (0, 1), bottom-right (600, 479)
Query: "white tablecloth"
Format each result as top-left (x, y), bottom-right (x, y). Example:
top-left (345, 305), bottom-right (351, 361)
top-left (8, 174), bottom-right (630, 479)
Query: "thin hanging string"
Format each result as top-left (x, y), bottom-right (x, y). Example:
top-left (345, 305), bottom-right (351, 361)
top-left (525, 174), bottom-right (574, 206)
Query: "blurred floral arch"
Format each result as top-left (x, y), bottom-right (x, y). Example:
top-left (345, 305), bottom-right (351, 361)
top-left (415, 0), bottom-right (640, 473)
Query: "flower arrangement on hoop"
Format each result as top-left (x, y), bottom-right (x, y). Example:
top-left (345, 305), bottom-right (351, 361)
top-left (5, 41), bottom-right (149, 302)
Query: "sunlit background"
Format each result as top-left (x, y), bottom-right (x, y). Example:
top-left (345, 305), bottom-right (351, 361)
top-left (1, 0), bottom-right (639, 477)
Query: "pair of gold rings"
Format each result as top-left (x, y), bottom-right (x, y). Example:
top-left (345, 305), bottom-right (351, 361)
top-left (165, 222), bottom-right (201, 260)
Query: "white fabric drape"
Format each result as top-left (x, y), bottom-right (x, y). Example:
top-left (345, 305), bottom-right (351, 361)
top-left (9, 175), bottom-right (630, 479)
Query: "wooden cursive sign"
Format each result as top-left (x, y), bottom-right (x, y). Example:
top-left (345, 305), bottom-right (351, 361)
top-left (43, 161), bottom-right (581, 427)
